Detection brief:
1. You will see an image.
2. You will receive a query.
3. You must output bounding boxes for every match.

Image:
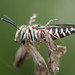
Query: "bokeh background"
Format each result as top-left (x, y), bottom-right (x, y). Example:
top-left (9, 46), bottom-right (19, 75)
top-left (0, 0), bottom-right (75, 75)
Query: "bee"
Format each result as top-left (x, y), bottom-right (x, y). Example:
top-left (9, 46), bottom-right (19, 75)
top-left (1, 14), bottom-right (75, 51)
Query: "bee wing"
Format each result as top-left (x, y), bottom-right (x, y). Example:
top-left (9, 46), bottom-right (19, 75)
top-left (36, 24), bottom-right (75, 30)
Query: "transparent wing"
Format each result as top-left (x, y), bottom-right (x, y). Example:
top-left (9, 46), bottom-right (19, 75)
top-left (36, 24), bottom-right (75, 30)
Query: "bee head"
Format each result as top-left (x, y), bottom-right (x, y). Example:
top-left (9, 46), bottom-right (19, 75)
top-left (1, 15), bottom-right (28, 43)
top-left (14, 25), bottom-right (27, 43)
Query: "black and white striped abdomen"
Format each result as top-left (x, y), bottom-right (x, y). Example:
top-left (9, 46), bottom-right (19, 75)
top-left (49, 26), bottom-right (75, 39)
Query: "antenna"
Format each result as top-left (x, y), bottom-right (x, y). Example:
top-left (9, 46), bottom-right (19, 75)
top-left (1, 15), bottom-right (19, 29)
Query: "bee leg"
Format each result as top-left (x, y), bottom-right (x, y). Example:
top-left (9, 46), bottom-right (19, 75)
top-left (27, 40), bottom-right (30, 52)
top-left (29, 13), bottom-right (37, 25)
top-left (21, 43), bottom-right (25, 52)
top-left (45, 19), bottom-right (58, 26)
top-left (39, 37), bottom-right (46, 43)
top-left (37, 42), bottom-right (40, 51)
top-left (38, 35), bottom-right (46, 43)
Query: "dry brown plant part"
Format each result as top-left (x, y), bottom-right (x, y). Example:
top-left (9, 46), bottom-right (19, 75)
top-left (14, 46), bottom-right (30, 71)
top-left (14, 43), bottom-right (50, 75)
top-left (29, 44), bottom-right (50, 75)
top-left (45, 34), bottom-right (67, 75)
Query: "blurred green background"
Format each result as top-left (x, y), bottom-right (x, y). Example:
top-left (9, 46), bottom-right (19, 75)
top-left (0, 0), bottom-right (75, 75)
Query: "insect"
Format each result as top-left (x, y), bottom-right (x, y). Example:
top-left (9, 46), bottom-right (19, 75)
top-left (1, 14), bottom-right (75, 51)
